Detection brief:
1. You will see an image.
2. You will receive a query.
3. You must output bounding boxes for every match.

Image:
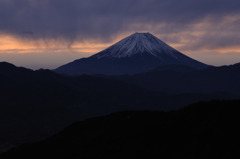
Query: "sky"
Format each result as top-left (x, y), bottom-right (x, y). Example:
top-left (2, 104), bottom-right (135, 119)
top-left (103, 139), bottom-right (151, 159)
top-left (0, 0), bottom-right (240, 69)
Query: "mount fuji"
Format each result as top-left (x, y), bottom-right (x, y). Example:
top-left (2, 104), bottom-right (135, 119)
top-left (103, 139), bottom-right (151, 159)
top-left (55, 32), bottom-right (208, 75)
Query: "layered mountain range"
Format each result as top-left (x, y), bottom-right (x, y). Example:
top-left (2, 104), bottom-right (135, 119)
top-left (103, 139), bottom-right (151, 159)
top-left (0, 33), bottom-right (239, 156)
top-left (1, 61), bottom-right (240, 153)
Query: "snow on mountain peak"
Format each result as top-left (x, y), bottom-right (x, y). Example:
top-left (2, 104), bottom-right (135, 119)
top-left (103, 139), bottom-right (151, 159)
top-left (55, 32), bottom-right (208, 75)
top-left (93, 32), bottom-right (178, 59)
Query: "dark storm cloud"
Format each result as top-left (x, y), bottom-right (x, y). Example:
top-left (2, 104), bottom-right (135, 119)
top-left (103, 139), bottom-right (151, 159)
top-left (0, 0), bottom-right (240, 46)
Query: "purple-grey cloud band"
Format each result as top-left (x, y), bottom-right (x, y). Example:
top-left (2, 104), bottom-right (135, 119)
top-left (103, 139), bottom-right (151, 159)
top-left (0, 0), bottom-right (240, 48)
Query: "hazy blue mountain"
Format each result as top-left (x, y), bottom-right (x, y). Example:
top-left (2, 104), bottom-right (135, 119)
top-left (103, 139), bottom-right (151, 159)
top-left (55, 33), bottom-right (208, 75)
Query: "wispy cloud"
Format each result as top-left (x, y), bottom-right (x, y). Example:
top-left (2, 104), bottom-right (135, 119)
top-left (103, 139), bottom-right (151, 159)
top-left (0, 0), bottom-right (240, 68)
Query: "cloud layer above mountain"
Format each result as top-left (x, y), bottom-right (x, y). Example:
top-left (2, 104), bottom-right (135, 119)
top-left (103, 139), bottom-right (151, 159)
top-left (0, 0), bottom-right (240, 68)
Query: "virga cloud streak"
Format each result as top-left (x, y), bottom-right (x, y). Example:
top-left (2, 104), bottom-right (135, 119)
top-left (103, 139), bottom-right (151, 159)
top-left (0, 0), bottom-right (239, 43)
top-left (0, 0), bottom-right (240, 68)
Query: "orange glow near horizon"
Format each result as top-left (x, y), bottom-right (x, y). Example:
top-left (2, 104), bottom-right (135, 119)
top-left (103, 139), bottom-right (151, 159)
top-left (0, 34), bottom-right (112, 54)
top-left (0, 32), bottom-right (240, 56)
top-left (1, 14), bottom-right (240, 56)
top-left (0, 34), bottom-right (37, 51)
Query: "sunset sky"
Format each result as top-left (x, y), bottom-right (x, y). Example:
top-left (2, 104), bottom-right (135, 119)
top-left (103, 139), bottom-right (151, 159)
top-left (0, 0), bottom-right (240, 69)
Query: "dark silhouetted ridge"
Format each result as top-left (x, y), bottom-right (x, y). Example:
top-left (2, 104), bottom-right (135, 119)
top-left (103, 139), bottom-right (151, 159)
top-left (2, 100), bottom-right (240, 159)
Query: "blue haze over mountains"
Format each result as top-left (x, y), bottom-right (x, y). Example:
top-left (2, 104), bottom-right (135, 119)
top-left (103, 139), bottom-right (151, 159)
top-left (1, 33), bottom-right (240, 155)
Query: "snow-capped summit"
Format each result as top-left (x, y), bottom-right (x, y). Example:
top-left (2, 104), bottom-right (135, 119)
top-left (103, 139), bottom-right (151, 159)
top-left (55, 32), bottom-right (208, 75)
top-left (93, 32), bottom-right (177, 59)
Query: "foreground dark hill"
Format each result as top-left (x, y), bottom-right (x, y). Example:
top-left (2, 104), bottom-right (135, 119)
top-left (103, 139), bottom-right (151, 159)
top-left (113, 63), bottom-right (240, 94)
top-left (1, 62), bottom-right (224, 153)
top-left (55, 33), bottom-right (208, 75)
top-left (2, 100), bottom-right (240, 159)
top-left (0, 62), bottom-right (156, 151)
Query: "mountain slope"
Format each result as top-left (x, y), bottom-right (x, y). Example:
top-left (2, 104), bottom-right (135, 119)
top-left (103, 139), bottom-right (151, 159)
top-left (55, 33), bottom-right (208, 75)
top-left (2, 100), bottom-right (240, 159)
top-left (113, 63), bottom-right (240, 94)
